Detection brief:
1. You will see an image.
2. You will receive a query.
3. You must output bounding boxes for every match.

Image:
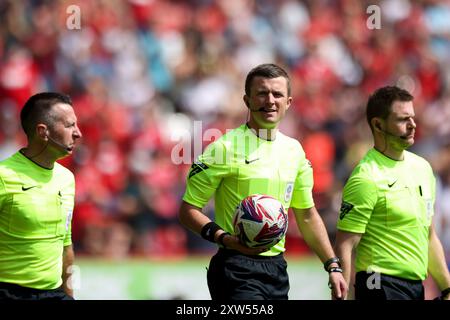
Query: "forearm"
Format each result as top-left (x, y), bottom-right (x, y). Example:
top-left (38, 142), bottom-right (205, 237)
top-left (295, 208), bottom-right (336, 263)
top-left (334, 236), bottom-right (354, 285)
top-left (178, 201), bottom-right (213, 234)
top-left (334, 230), bottom-right (361, 300)
top-left (178, 201), bottom-right (229, 245)
top-left (428, 230), bottom-right (450, 291)
top-left (179, 201), bottom-right (270, 255)
top-left (62, 245), bottom-right (75, 297)
top-left (293, 207), bottom-right (348, 299)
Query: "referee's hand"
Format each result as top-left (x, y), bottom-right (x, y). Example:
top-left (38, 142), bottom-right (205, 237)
top-left (221, 234), bottom-right (269, 255)
top-left (329, 271), bottom-right (348, 300)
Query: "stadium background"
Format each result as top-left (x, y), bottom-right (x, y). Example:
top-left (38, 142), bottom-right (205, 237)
top-left (0, 0), bottom-right (449, 299)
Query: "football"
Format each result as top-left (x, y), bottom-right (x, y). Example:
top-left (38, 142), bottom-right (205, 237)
top-left (232, 194), bottom-right (288, 248)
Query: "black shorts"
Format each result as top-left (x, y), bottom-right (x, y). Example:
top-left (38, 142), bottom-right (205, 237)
top-left (207, 248), bottom-right (289, 300)
top-left (354, 271), bottom-right (424, 300)
top-left (0, 282), bottom-right (74, 300)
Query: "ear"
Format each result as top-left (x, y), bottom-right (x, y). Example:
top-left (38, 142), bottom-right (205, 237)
top-left (36, 124), bottom-right (48, 140)
top-left (286, 96), bottom-right (293, 111)
top-left (371, 118), bottom-right (382, 132)
top-left (243, 95), bottom-right (250, 108)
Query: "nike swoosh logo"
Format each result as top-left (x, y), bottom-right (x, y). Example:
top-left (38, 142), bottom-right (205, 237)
top-left (388, 180), bottom-right (397, 188)
top-left (245, 158), bottom-right (259, 164)
top-left (22, 186), bottom-right (37, 191)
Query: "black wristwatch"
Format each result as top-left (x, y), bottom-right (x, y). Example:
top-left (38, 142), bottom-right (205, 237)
top-left (323, 257), bottom-right (341, 272)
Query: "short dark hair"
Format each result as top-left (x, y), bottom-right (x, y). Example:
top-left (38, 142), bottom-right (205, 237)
top-left (20, 92), bottom-right (72, 138)
top-left (245, 63), bottom-right (291, 96)
top-left (366, 86), bottom-right (413, 130)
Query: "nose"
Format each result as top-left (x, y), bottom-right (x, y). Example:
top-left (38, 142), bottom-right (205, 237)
top-left (74, 125), bottom-right (83, 139)
top-left (408, 118), bottom-right (416, 129)
top-left (267, 93), bottom-right (275, 104)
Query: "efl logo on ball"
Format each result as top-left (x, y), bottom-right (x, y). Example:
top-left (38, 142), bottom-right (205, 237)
top-left (232, 194), bottom-right (288, 248)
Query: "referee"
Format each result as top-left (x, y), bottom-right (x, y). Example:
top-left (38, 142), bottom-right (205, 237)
top-left (0, 92), bottom-right (82, 300)
top-left (179, 63), bottom-right (347, 300)
top-left (335, 86), bottom-right (450, 300)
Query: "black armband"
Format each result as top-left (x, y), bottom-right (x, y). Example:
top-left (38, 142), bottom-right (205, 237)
top-left (324, 257), bottom-right (341, 272)
top-left (201, 222), bottom-right (222, 243)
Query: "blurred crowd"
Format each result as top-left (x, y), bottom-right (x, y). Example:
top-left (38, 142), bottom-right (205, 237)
top-left (1, 0), bottom-right (450, 261)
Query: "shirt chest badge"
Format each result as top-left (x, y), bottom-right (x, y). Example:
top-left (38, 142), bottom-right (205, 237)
top-left (284, 182), bottom-right (294, 202)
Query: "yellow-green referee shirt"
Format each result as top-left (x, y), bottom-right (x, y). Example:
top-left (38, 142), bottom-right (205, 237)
top-left (337, 148), bottom-right (435, 280)
top-left (0, 151), bottom-right (75, 289)
top-left (183, 124), bottom-right (315, 256)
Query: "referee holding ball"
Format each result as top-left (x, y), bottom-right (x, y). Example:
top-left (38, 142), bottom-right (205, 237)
top-left (179, 64), bottom-right (347, 300)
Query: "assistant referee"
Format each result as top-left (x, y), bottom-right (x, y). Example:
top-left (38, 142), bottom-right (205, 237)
top-left (0, 92), bottom-right (82, 300)
top-left (335, 86), bottom-right (450, 300)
